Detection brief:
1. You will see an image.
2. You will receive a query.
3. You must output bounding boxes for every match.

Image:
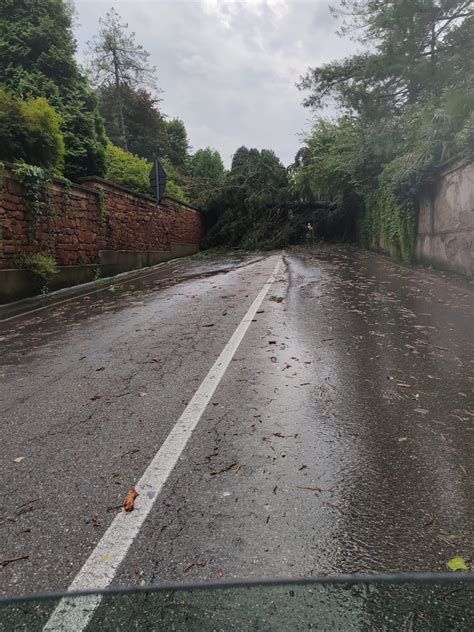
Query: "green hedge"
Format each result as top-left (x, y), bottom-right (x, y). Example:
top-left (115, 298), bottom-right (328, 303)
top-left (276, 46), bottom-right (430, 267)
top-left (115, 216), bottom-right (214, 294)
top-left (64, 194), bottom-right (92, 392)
top-left (0, 89), bottom-right (64, 172)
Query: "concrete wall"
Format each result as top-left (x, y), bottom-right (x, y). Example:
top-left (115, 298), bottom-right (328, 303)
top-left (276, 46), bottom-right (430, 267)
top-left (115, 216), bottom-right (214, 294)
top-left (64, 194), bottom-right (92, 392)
top-left (0, 168), bottom-right (202, 302)
top-left (416, 158), bottom-right (474, 276)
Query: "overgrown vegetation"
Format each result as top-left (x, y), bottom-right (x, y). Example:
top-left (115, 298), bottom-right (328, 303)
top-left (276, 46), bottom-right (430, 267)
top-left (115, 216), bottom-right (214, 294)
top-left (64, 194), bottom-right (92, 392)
top-left (1, 0), bottom-right (472, 261)
top-left (295, 0), bottom-right (474, 260)
top-left (202, 147), bottom-right (321, 250)
top-left (12, 163), bottom-right (52, 238)
top-left (0, 89), bottom-right (64, 172)
top-left (0, 0), bottom-right (107, 179)
top-left (15, 252), bottom-right (59, 293)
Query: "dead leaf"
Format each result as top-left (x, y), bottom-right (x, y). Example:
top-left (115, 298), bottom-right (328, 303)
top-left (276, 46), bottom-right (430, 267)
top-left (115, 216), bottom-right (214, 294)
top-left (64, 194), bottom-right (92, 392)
top-left (123, 487), bottom-right (139, 512)
top-left (138, 391), bottom-right (147, 397)
top-left (87, 515), bottom-right (102, 528)
top-left (235, 464), bottom-right (241, 474)
top-left (270, 356), bottom-right (277, 363)
top-left (195, 559), bottom-right (206, 567)
top-left (90, 394), bottom-right (101, 401)
top-left (95, 367), bottom-right (105, 372)
top-left (151, 358), bottom-right (161, 363)
top-left (218, 569), bottom-right (225, 577)
top-left (14, 457), bottom-right (25, 463)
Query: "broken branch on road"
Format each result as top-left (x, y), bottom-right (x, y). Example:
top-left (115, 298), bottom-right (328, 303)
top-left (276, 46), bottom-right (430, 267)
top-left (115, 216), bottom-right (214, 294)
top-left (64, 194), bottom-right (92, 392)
top-left (1, 555), bottom-right (29, 567)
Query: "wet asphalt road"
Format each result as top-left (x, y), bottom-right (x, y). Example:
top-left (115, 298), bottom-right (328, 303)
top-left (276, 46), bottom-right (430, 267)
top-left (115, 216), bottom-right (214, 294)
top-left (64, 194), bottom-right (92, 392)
top-left (1, 248), bottom-right (473, 600)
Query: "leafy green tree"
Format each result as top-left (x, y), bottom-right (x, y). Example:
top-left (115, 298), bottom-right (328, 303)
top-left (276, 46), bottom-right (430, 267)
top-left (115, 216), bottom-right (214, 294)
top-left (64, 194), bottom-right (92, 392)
top-left (164, 118), bottom-right (191, 169)
top-left (105, 144), bottom-right (151, 194)
top-left (160, 158), bottom-right (190, 203)
top-left (203, 147), bottom-right (299, 250)
top-left (98, 85), bottom-right (169, 161)
top-left (0, 89), bottom-right (64, 171)
top-left (187, 147), bottom-right (225, 207)
top-left (299, 0), bottom-right (473, 116)
top-left (104, 144), bottom-right (189, 203)
top-left (189, 148), bottom-right (225, 181)
top-left (0, 0), bottom-right (107, 179)
top-left (295, 0), bottom-right (474, 259)
top-left (88, 7), bottom-right (156, 151)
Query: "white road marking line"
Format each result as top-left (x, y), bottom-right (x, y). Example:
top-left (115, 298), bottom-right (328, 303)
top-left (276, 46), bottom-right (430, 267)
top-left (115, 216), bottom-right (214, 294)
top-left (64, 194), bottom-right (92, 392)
top-left (44, 257), bottom-right (282, 631)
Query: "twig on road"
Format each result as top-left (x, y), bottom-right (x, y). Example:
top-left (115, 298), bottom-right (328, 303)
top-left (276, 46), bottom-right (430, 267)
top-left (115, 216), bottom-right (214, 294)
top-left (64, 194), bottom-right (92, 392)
top-left (296, 485), bottom-right (322, 495)
top-left (210, 462), bottom-right (238, 475)
top-left (416, 341), bottom-right (448, 352)
top-left (1, 555), bottom-right (29, 567)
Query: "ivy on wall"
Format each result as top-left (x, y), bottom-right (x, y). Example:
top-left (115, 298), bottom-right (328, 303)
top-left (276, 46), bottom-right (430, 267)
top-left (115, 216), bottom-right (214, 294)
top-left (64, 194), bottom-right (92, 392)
top-left (359, 157), bottom-right (429, 263)
top-left (12, 162), bottom-right (52, 240)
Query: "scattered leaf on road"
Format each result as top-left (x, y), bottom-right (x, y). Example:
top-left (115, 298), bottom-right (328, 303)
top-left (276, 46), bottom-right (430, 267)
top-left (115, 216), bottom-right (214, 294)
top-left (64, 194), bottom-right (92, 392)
top-left (270, 295), bottom-right (284, 303)
top-left (196, 559), bottom-right (206, 567)
top-left (90, 394), bottom-right (101, 401)
top-left (151, 358), bottom-right (161, 363)
top-left (138, 391), bottom-right (147, 397)
top-left (447, 556), bottom-right (469, 572)
top-left (218, 570), bottom-right (225, 577)
top-left (123, 487), bottom-right (139, 512)
top-left (398, 437), bottom-right (408, 442)
top-left (95, 367), bottom-right (105, 372)
top-left (14, 457), bottom-right (25, 463)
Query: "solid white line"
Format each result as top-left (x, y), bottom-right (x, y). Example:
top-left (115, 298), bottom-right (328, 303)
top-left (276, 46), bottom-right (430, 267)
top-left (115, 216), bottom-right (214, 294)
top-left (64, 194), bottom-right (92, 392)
top-left (43, 257), bottom-right (282, 631)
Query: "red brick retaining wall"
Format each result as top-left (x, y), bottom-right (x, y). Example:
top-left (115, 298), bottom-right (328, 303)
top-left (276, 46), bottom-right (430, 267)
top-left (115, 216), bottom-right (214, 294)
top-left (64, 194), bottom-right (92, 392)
top-left (0, 169), bottom-right (202, 269)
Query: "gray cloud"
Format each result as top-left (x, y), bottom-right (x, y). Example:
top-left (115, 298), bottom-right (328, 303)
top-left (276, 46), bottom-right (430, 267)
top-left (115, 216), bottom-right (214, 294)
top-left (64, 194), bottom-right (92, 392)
top-left (74, 1), bottom-right (355, 166)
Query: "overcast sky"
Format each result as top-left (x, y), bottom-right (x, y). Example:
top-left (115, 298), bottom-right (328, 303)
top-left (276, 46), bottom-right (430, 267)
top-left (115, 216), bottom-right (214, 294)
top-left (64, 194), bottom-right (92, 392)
top-left (74, 1), bottom-right (355, 166)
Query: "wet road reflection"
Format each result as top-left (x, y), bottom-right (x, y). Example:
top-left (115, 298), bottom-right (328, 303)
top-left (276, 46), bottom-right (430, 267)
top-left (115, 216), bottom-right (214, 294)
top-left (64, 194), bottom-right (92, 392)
top-left (286, 248), bottom-right (473, 572)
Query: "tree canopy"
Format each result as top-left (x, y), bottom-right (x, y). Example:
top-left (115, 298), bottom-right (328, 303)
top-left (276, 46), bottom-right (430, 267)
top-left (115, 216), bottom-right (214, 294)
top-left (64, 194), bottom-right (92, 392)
top-left (98, 85), bottom-right (168, 161)
top-left (294, 0), bottom-right (474, 260)
top-left (87, 7), bottom-right (157, 152)
top-left (0, 89), bottom-right (64, 172)
top-left (0, 0), bottom-right (107, 179)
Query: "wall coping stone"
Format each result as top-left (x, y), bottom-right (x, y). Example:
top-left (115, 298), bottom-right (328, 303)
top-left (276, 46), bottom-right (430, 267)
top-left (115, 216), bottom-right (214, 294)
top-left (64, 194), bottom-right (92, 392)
top-left (77, 175), bottom-right (201, 213)
top-left (0, 162), bottom-right (200, 213)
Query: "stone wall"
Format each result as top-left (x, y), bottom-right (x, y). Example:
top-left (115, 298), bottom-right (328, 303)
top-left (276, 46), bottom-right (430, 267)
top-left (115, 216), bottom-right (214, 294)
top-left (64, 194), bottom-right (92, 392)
top-left (416, 158), bottom-right (474, 276)
top-left (0, 168), bottom-right (202, 302)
